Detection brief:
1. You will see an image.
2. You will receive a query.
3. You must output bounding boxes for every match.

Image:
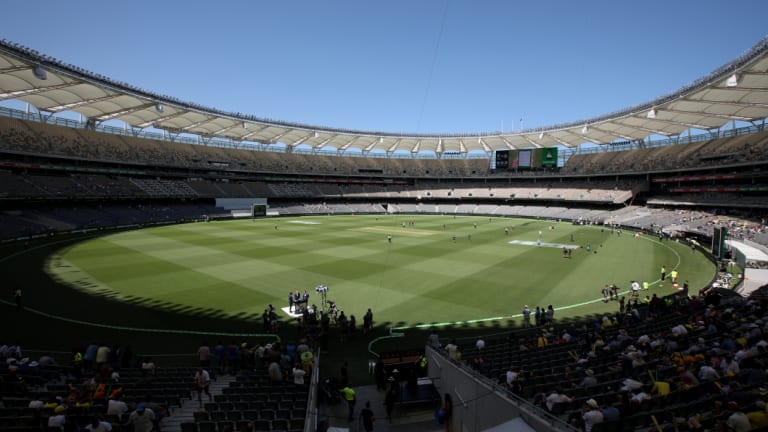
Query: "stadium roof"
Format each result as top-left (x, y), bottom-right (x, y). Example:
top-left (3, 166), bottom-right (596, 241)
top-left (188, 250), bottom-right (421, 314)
top-left (1, 37), bottom-right (767, 156)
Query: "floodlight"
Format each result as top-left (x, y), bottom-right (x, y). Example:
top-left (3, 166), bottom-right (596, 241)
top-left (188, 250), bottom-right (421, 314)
top-left (647, 108), bottom-right (657, 119)
top-left (33, 65), bottom-right (47, 80)
top-left (155, 103), bottom-right (164, 113)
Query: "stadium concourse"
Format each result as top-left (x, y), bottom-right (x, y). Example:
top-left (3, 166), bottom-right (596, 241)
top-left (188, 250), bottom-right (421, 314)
top-left (1, 37), bottom-right (768, 432)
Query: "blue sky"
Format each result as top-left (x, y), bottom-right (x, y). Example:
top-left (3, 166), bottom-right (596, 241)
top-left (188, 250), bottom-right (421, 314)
top-left (3, 0), bottom-right (766, 136)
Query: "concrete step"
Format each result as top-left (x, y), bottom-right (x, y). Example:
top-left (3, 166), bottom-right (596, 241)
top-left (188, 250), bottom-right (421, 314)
top-left (161, 373), bottom-right (236, 432)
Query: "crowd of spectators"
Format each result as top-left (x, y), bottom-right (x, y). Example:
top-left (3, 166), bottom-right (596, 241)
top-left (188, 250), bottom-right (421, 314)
top-left (562, 130), bottom-right (768, 176)
top-left (446, 287), bottom-right (768, 431)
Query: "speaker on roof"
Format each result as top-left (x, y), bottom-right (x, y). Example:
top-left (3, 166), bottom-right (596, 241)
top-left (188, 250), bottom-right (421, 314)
top-left (33, 65), bottom-right (47, 80)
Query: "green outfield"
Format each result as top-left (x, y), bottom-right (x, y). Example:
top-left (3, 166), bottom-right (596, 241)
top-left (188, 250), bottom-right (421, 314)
top-left (45, 215), bottom-right (717, 329)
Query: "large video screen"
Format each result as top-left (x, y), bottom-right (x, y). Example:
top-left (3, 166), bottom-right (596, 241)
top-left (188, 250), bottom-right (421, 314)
top-left (518, 149), bottom-right (532, 168)
top-left (495, 150), bottom-right (509, 169)
top-left (541, 147), bottom-right (558, 167)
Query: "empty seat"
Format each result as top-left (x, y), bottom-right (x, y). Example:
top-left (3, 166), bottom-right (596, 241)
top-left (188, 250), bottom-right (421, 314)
top-left (217, 421), bottom-right (234, 432)
top-left (193, 411), bottom-right (210, 422)
top-left (209, 411), bottom-right (226, 422)
top-left (197, 421), bottom-right (216, 432)
top-left (181, 422), bottom-right (198, 432)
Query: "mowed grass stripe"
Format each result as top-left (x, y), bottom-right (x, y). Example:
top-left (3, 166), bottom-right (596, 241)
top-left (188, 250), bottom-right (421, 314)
top-left (51, 216), bottom-right (717, 325)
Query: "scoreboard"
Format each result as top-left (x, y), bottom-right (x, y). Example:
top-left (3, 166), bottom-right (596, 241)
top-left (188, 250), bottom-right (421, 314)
top-left (494, 147), bottom-right (559, 170)
top-left (495, 150), bottom-right (509, 169)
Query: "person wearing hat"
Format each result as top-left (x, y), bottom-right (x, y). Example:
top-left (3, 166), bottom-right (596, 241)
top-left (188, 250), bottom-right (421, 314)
top-left (579, 369), bottom-right (597, 388)
top-left (126, 402), bottom-right (155, 432)
top-left (48, 405), bottom-right (68, 430)
top-left (582, 399), bottom-right (604, 432)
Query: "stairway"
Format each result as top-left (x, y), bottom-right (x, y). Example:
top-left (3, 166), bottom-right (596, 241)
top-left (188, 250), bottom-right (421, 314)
top-left (161, 373), bottom-right (236, 432)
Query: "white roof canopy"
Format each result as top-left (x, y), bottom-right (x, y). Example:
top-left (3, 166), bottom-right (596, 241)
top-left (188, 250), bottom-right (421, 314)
top-left (1, 37), bottom-right (767, 155)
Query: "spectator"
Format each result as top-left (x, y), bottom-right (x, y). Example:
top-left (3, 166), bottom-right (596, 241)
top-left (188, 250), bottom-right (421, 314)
top-left (545, 388), bottom-right (573, 412)
top-left (141, 357), bottom-right (156, 376)
top-left (582, 399), bottom-right (604, 432)
top-left (193, 367), bottom-right (212, 407)
top-left (125, 402), bottom-right (155, 432)
top-left (579, 369), bottom-right (597, 387)
top-left (85, 415), bottom-right (112, 432)
top-left (197, 342), bottom-right (211, 368)
top-left (106, 393), bottom-right (128, 416)
top-left (47, 405), bottom-right (67, 430)
top-left (292, 362), bottom-right (306, 386)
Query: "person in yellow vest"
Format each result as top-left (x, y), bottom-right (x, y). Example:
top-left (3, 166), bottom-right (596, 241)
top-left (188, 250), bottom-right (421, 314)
top-left (670, 270), bottom-right (678, 284)
top-left (660, 265), bottom-right (667, 281)
top-left (643, 281), bottom-right (649, 291)
top-left (340, 383), bottom-right (356, 422)
top-left (537, 332), bottom-right (549, 348)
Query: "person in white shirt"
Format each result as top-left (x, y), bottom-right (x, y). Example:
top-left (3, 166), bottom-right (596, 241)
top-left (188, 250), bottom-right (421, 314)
top-left (582, 399), bottom-right (604, 432)
top-left (193, 367), bottom-right (211, 406)
top-left (106, 395), bottom-right (128, 416)
top-left (545, 389), bottom-right (573, 412)
top-left (698, 364), bottom-right (720, 381)
top-left (47, 406), bottom-right (67, 430)
top-left (475, 338), bottom-right (485, 351)
top-left (84, 416), bottom-right (112, 432)
top-left (126, 403), bottom-right (155, 432)
top-left (293, 363), bottom-right (307, 385)
top-left (445, 339), bottom-right (459, 361)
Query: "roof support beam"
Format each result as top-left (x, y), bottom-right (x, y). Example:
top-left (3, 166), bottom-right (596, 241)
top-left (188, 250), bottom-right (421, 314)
top-left (290, 132), bottom-right (315, 147)
top-left (522, 135), bottom-right (541, 148)
top-left (266, 130), bottom-right (289, 144)
top-left (0, 65), bottom-right (33, 74)
top-left (477, 137), bottom-right (491, 153)
top-left (588, 125), bottom-right (637, 142)
top-left (363, 137), bottom-right (380, 152)
top-left (499, 136), bottom-right (516, 150)
top-left (137, 111), bottom-right (193, 128)
top-left (458, 139), bottom-right (467, 153)
top-left (241, 124), bottom-right (271, 140)
top-left (0, 82), bottom-right (73, 100)
top-left (180, 117), bottom-right (216, 132)
top-left (314, 135), bottom-right (336, 150)
top-left (550, 135), bottom-right (572, 147)
top-left (672, 99), bottom-right (768, 109)
top-left (387, 138), bottom-right (402, 153)
top-left (339, 136), bottom-right (359, 151)
top-left (94, 102), bottom-right (155, 122)
top-left (411, 140), bottom-right (421, 153)
top-left (611, 121), bottom-right (669, 136)
top-left (643, 117), bottom-right (713, 131)
top-left (660, 107), bottom-right (754, 122)
top-left (44, 93), bottom-right (119, 112)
